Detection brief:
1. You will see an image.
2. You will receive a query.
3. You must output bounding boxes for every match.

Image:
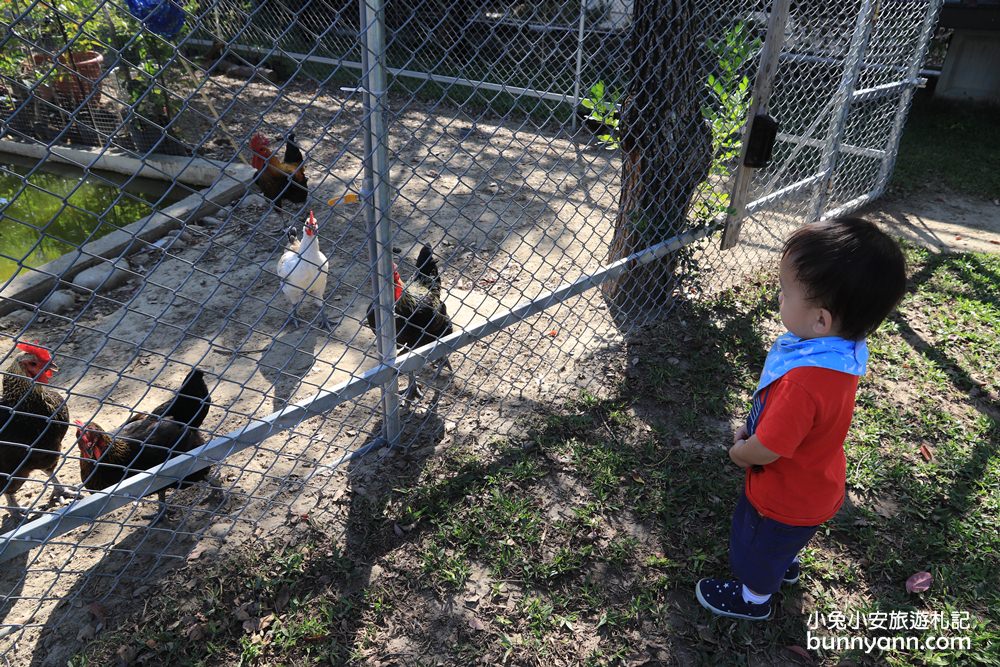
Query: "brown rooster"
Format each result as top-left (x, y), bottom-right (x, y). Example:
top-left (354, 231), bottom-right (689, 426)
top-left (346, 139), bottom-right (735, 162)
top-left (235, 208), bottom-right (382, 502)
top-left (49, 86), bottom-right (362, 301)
top-left (366, 245), bottom-right (454, 402)
top-left (1, 342), bottom-right (76, 520)
top-left (249, 132), bottom-right (308, 212)
top-left (75, 368), bottom-right (216, 523)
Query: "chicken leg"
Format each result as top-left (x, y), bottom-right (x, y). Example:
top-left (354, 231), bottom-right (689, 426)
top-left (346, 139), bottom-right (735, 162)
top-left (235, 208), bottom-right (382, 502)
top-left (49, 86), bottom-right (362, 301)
top-left (4, 492), bottom-right (27, 521)
top-left (316, 301), bottom-right (333, 332)
top-left (146, 488), bottom-right (170, 526)
top-left (44, 473), bottom-right (81, 507)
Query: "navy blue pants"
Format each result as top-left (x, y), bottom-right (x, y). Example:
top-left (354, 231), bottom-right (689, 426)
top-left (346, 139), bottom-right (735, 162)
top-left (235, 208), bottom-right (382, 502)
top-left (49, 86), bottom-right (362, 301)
top-left (729, 491), bottom-right (820, 594)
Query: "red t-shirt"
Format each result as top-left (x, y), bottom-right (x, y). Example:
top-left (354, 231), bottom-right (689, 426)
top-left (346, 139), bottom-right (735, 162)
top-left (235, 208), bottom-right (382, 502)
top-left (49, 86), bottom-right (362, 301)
top-left (745, 367), bottom-right (859, 526)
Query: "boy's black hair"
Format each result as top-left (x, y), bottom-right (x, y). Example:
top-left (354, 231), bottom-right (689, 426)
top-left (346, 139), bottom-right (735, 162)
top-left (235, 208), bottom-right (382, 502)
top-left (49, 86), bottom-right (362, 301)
top-left (782, 216), bottom-right (907, 341)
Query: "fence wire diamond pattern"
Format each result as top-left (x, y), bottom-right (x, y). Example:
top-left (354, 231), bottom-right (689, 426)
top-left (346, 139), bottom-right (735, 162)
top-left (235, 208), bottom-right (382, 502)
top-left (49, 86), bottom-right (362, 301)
top-left (0, 0), bottom-right (939, 659)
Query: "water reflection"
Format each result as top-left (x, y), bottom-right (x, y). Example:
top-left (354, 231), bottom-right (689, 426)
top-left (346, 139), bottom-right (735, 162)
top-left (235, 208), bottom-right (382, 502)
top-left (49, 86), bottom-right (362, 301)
top-left (0, 159), bottom-right (189, 283)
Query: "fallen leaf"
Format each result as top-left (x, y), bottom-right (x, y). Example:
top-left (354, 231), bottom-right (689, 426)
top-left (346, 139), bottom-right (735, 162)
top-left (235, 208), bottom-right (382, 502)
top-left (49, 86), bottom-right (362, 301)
top-left (76, 623), bottom-right (97, 642)
top-left (919, 444), bottom-right (934, 462)
top-left (116, 644), bottom-right (139, 663)
top-left (187, 542), bottom-right (212, 561)
top-left (274, 586), bottom-right (291, 613)
top-left (631, 473), bottom-right (645, 484)
top-left (906, 571), bottom-right (932, 593)
top-left (468, 616), bottom-right (486, 631)
top-left (185, 623), bottom-right (205, 641)
top-left (87, 602), bottom-right (107, 625)
top-left (145, 639), bottom-right (157, 649)
top-left (786, 645), bottom-right (813, 663)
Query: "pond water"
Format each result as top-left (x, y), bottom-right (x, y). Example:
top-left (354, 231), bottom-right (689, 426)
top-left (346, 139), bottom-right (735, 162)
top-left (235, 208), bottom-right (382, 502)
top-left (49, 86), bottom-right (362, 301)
top-left (0, 156), bottom-right (192, 283)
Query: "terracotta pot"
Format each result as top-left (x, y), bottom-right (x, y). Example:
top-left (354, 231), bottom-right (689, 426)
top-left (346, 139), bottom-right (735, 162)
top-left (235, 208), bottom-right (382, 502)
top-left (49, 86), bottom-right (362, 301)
top-left (29, 51), bottom-right (104, 105)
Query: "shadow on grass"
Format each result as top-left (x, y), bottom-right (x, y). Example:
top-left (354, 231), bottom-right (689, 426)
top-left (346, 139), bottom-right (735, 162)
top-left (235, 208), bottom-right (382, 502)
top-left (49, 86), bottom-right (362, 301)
top-left (63, 248), bottom-right (998, 665)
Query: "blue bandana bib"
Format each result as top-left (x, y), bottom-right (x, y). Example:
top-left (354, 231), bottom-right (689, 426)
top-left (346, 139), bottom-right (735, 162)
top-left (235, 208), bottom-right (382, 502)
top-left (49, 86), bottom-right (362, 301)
top-left (745, 333), bottom-right (867, 436)
top-left (755, 333), bottom-right (868, 397)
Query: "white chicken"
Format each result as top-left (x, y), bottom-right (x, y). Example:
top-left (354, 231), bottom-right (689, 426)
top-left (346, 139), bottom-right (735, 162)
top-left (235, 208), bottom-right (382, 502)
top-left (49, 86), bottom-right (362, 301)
top-left (277, 210), bottom-right (331, 330)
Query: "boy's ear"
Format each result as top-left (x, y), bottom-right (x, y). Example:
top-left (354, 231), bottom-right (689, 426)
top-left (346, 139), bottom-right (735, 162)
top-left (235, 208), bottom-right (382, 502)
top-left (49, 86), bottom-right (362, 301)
top-left (813, 307), bottom-right (835, 336)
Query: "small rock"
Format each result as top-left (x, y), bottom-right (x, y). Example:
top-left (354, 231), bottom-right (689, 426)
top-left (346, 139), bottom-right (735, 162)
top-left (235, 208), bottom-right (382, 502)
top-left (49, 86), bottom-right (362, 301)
top-left (240, 193), bottom-right (267, 209)
top-left (39, 290), bottom-right (76, 314)
top-left (0, 310), bottom-right (33, 331)
top-left (71, 259), bottom-right (132, 293)
top-left (200, 216), bottom-right (224, 227)
top-left (207, 522), bottom-right (231, 539)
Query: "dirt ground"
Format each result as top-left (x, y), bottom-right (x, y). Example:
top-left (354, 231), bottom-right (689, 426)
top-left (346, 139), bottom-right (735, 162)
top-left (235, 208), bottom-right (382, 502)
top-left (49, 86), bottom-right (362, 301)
top-left (866, 191), bottom-right (1000, 255)
top-left (0, 71), bottom-right (998, 665)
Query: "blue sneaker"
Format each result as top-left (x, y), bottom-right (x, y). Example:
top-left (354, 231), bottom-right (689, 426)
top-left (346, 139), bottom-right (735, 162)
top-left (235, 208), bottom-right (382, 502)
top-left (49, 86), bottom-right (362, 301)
top-left (783, 561), bottom-right (800, 585)
top-left (695, 578), bottom-right (772, 620)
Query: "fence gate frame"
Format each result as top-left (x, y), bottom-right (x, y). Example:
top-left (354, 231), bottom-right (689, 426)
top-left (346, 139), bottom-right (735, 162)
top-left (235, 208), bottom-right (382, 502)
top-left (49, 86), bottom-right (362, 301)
top-left (720, 0), bottom-right (942, 250)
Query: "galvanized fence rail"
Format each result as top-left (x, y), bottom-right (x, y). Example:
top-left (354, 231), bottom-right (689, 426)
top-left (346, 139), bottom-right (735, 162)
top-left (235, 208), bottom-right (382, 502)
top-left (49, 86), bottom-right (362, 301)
top-left (0, 0), bottom-right (939, 658)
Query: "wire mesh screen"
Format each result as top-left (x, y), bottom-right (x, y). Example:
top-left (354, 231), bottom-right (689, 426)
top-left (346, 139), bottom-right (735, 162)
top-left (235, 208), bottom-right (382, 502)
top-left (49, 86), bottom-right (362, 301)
top-left (0, 0), bottom-right (939, 660)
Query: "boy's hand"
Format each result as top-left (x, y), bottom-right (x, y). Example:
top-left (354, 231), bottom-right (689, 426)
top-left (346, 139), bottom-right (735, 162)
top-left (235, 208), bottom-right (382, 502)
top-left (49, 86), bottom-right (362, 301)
top-left (729, 435), bottom-right (780, 470)
top-left (729, 440), bottom-right (752, 469)
top-left (733, 424), bottom-right (749, 445)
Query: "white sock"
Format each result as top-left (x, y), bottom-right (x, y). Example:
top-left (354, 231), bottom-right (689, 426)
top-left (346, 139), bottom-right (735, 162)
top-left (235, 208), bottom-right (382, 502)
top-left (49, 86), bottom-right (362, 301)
top-left (742, 585), bottom-right (771, 605)
top-left (792, 556), bottom-right (801, 564)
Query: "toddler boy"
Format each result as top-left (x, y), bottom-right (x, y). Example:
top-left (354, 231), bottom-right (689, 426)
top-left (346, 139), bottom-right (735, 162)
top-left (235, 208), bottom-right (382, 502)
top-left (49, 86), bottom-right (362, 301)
top-left (695, 216), bottom-right (907, 620)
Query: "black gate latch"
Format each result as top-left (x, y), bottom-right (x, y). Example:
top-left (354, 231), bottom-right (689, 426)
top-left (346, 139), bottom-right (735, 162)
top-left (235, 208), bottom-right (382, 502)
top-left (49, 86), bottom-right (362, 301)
top-left (743, 113), bottom-right (779, 168)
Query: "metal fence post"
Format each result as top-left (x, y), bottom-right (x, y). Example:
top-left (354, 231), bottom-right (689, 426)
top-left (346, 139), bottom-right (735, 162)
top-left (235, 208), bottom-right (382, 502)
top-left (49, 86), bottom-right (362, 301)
top-left (872, 0), bottom-right (942, 196)
top-left (719, 0), bottom-right (791, 250)
top-left (571, 0), bottom-right (587, 132)
top-left (362, 0), bottom-right (401, 447)
top-left (809, 0), bottom-right (877, 222)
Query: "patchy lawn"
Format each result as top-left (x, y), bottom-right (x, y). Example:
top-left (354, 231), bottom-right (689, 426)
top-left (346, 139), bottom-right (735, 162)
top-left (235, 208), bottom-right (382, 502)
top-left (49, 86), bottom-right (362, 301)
top-left (72, 246), bottom-right (999, 666)
top-left (892, 96), bottom-right (1000, 201)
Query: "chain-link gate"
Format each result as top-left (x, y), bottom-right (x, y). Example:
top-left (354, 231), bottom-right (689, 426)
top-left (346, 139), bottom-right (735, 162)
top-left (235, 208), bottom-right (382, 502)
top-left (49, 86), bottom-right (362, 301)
top-left (0, 0), bottom-right (939, 659)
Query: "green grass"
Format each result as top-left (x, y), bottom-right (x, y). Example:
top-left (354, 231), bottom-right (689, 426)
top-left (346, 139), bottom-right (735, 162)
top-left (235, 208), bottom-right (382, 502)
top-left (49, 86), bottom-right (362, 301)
top-left (73, 245), bottom-right (999, 666)
top-left (892, 95), bottom-right (1000, 199)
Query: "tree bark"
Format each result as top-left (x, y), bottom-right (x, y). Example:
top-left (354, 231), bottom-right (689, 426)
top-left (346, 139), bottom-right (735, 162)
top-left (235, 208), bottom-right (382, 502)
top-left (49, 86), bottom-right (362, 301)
top-left (603, 0), bottom-right (713, 324)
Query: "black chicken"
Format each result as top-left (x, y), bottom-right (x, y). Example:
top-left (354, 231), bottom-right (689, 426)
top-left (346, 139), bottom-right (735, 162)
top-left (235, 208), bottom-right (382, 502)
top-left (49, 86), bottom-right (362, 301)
top-left (76, 368), bottom-right (217, 523)
top-left (1, 342), bottom-right (76, 520)
top-left (366, 245), bottom-right (454, 401)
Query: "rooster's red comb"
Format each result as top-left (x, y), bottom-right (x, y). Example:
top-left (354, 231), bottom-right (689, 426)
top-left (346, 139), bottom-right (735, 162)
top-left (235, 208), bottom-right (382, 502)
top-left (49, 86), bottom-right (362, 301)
top-left (249, 132), bottom-right (269, 148)
top-left (307, 210), bottom-right (317, 226)
top-left (15, 341), bottom-right (51, 363)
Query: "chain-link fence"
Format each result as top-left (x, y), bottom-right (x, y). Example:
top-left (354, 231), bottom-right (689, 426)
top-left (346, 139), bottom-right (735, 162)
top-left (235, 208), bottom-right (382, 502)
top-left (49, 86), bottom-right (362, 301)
top-left (0, 0), bottom-right (939, 659)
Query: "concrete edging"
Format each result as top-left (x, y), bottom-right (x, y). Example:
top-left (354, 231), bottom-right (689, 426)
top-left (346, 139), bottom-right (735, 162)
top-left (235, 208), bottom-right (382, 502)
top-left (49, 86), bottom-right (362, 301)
top-left (0, 142), bottom-right (255, 316)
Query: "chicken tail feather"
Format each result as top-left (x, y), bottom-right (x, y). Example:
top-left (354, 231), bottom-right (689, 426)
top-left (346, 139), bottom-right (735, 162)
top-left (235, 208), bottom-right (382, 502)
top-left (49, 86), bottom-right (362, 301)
top-left (156, 368), bottom-right (211, 429)
top-left (283, 132), bottom-right (304, 166)
top-left (414, 244), bottom-right (440, 294)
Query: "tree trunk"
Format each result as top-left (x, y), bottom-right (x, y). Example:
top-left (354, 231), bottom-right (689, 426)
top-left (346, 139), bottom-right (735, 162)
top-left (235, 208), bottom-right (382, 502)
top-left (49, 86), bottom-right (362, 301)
top-left (603, 0), bottom-right (713, 324)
